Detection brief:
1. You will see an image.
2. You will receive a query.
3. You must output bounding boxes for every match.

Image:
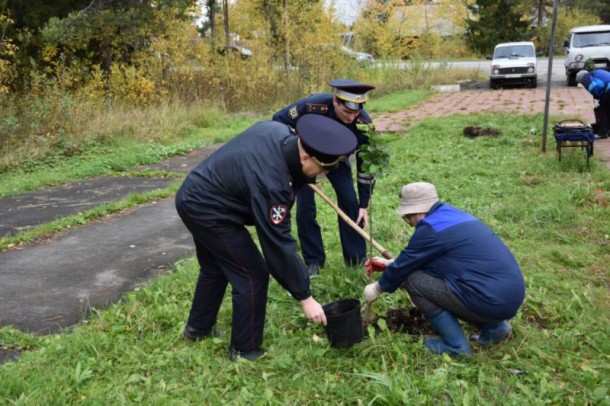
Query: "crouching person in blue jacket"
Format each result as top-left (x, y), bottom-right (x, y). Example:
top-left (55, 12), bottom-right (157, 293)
top-left (363, 182), bottom-right (525, 357)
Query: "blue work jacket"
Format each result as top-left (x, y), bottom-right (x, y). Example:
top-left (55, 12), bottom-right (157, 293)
top-left (379, 202), bottom-right (525, 319)
top-left (581, 69), bottom-right (610, 99)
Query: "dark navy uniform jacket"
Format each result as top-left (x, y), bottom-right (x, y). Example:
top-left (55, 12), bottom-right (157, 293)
top-left (580, 69), bottom-right (610, 99)
top-left (272, 93), bottom-right (375, 208)
top-left (379, 202), bottom-right (525, 319)
top-left (177, 121), bottom-right (311, 300)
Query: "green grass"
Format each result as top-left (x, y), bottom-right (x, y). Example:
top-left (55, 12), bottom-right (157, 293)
top-left (0, 114), bottom-right (259, 198)
top-left (0, 116), bottom-right (259, 250)
top-left (365, 89), bottom-right (432, 114)
top-left (1, 110), bottom-right (608, 404)
top-left (0, 114), bottom-right (258, 250)
top-left (0, 90), bottom-right (431, 250)
top-left (0, 88), bottom-right (426, 199)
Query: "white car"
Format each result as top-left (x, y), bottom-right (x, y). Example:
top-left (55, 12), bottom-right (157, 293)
top-left (339, 46), bottom-right (375, 65)
top-left (563, 25), bottom-right (610, 86)
top-left (488, 41), bottom-right (540, 89)
top-left (219, 45), bottom-right (252, 59)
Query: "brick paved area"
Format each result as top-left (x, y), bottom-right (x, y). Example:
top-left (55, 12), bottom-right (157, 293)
top-left (374, 87), bottom-right (610, 169)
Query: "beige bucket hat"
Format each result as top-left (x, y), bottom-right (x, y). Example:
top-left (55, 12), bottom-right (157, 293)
top-left (396, 182), bottom-right (439, 215)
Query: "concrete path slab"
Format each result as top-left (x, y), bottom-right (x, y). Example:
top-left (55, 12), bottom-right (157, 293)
top-left (0, 176), bottom-right (178, 237)
top-left (0, 199), bottom-right (193, 334)
top-left (140, 144), bottom-right (222, 173)
top-left (0, 145), bottom-right (222, 238)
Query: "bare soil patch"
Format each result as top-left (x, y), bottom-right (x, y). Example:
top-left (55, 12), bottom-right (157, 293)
top-left (366, 307), bottom-right (436, 336)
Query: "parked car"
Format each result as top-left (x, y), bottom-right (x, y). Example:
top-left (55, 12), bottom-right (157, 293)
top-left (218, 44), bottom-right (252, 59)
top-left (488, 41), bottom-right (541, 89)
top-left (563, 25), bottom-right (610, 86)
top-left (339, 46), bottom-right (375, 65)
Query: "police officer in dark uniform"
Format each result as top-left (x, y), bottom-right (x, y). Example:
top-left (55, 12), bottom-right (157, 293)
top-left (175, 115), bottom-right (357, 361)
top-left (272, 79), bottom-right (376, 276)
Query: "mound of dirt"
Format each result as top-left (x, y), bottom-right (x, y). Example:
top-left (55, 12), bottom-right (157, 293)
top-left (365, 307), bottom-right (436, 336)
top-left (463, 126), bottom-right (500, 138)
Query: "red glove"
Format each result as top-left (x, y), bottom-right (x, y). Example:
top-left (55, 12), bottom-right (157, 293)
top-left (365, 258), bottom-right (389, 277)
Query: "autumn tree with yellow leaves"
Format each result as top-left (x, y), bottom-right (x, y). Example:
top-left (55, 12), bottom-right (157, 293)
top-left (353, 0), bottom-right (473, 60)
top-left (0, 3), bottom-right (17, 94)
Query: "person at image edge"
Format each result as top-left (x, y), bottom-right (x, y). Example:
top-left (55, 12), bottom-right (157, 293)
top-left (175, 115), bottom-right (357, 361)
top-left (364, 182), bottom-right (525, 357)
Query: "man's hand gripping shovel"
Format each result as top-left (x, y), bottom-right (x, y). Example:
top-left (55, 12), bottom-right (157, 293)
top-left (307, 183), bottom-right (394, 322)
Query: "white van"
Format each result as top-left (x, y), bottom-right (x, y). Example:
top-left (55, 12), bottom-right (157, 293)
top-left (563, 25), bottom-right (610, 86)
top-left (488, 42), bottom-right (540, 89)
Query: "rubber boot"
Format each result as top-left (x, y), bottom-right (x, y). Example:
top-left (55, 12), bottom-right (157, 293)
top-left (471, 321), bottom-right (512, 347)
top-left (424, 310), bottom-right (472, 357)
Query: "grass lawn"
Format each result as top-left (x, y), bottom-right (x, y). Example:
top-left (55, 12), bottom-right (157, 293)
top-left (0, 105), bottom-right (609, 404)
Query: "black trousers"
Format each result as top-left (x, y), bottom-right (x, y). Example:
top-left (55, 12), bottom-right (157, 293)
top-left (594, 97), bottom-right (610, 137)
top-left (296, 161), bottom-right (366, 267)
top-left (176, 201), bottom-right (269, 353)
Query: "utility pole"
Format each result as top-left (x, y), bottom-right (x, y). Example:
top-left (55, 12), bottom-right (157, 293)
top-left (283, 0), bottom-right (290, 70)
top-left (223, 0), bottom-right (230, 51)
top-left (542, 0), bottom-right (559, 153)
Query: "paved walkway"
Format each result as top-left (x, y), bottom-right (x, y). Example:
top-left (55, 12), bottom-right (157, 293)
top-left (0, 86), bottom-right (608, 343)
top-left (374, 87), bottom-right (609, 168)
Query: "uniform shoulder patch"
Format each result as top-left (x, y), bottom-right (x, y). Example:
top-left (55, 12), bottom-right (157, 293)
top-left (270, 205), bottom-right (288, 225)
top-left (289, 106), bottom-right (299, 120)
top-left (305, 103), bottom-right (329, 114)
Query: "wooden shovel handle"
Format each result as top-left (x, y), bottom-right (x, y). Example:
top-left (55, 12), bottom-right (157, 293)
top-left (308, 183), bottom-right (393, 260)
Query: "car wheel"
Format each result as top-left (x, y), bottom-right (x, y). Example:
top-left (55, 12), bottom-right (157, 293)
top-left (490, 79), bottom-right (500, 90)
top-left (530, 78), bottom-right (537, 88)
top-left (567, 72), bottom-right (577, 86)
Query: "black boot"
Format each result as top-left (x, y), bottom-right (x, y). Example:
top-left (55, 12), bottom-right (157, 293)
top-left (183, 324), bottom-right (220, 341)
top-left (306, 263), bottom-right (320, 278)
top-left (228, 346), bottom-right (265, 361)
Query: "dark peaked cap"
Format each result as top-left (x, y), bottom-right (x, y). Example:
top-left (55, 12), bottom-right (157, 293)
top-left (296, 115), bottom-right (357, 165)
top-left (329, 79), bottom-right (375, 110)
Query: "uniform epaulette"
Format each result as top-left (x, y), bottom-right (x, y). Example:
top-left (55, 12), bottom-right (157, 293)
top-left (305, 103), bottom-right (329, 114)
top-left (356, 116), bottom-right (374, 128)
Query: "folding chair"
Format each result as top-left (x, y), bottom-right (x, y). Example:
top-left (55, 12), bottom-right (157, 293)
top-left (553, 119), bottom-right (595, 165)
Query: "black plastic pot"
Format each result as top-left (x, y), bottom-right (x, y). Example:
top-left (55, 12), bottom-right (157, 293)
top-left (322, 298), bottom-right (364, 348)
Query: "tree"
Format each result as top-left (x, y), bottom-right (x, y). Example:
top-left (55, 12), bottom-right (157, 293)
top-left (198, 0), bottom-right (219, 43)
top-left (534, 6), bottom-right (601, 56)
top-left (229, 0), bottom-right (342, 71)
top-left (524, 0), bottom-right (607, 29)
top-left (353, 0), bottom-right (473, 59)
top-left (529, 0), bottom-right (553, 28)
top-left (282, 0), bottom-right (289, 69)
top-left (222, 0), bottom-right (229, 49)
top-left (561, 0), bottom-right (610, 24)
top-left (0, 0), bottom-right (18, 93)
top-left (3, 0), bottom-right (200, 91)
top-left (354, 0), bottom-right (404, 58)
top-left (466, 0), bottom-right (531, 55)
